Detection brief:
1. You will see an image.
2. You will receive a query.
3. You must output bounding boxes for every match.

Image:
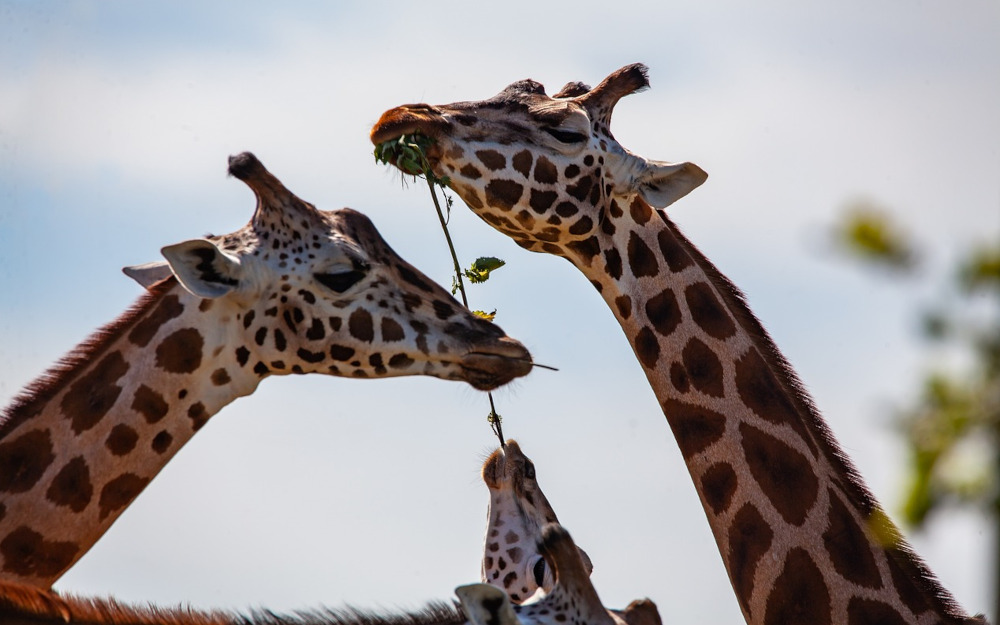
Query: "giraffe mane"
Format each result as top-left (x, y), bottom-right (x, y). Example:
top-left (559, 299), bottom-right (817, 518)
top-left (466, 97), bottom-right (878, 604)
top-left (0, 579), bottom-right (468, 625)
top-left (654, 204), bottom-right (978, 622)
top-left (0, 277), bottom-right (180, 441)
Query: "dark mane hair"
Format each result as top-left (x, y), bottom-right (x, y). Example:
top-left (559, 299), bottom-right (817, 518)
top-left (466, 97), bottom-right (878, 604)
top-left (0, 580), bottom-right (467, 625)
top-left (0, 277), bottom-right (179, 441)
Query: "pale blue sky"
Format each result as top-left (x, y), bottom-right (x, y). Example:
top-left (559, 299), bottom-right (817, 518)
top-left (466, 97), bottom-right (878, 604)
top-left (1, 1), bottom-right (998, 622)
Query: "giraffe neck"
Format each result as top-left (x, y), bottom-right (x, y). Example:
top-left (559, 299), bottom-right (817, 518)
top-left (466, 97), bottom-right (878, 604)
top-left (0, 279), bottom-right (262, 587)
top-left (560, 197), bottom-right (976, 625)
top-left (0, 577), bottom-right (469, 625)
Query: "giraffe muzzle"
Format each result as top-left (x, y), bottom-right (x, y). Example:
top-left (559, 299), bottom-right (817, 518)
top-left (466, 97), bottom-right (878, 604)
top-left (370, 104), bottom-right (450, 145)
top-left (458, 339), bottom-right (533, 390)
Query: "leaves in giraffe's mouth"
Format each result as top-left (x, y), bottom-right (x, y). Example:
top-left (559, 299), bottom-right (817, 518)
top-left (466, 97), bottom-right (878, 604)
top-left (374, 133), bottom-right (451, 187)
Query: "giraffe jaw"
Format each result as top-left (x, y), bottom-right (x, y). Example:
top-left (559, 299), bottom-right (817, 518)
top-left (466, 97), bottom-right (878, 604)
top-left (457, 347), bottom-right (533, 390)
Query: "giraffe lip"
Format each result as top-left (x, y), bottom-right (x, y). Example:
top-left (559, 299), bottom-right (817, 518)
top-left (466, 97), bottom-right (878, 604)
top-left (370, 105), bottom-right (450, 145)
top-left (459, 349), bottom-right (533, 391)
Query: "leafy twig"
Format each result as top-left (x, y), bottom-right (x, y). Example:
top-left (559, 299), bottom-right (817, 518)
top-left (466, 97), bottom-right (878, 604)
top-left (375, 133), bottom-right (508, 447)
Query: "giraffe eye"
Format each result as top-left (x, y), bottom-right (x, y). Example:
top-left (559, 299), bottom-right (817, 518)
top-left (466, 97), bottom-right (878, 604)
top-left (524, 460), bottom-right (536, 479)
top-left (542, 127), bottom-right (587, 144)
top-left (532, 557), bottom-right (547, 587)
top-left (315, 269), bottom-right (366, 293)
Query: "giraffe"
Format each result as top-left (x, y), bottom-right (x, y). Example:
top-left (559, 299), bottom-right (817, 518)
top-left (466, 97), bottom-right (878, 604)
top-left (0, 523), bottom-right (659, 625)
top-left (370, 65), bottom-right (986, 624)
top-left (0, 151), bottom-right (533, 589)
top-left (480, 439), bottom-right (592, 604)
top-left (460, 523), bottom-right (661, 625)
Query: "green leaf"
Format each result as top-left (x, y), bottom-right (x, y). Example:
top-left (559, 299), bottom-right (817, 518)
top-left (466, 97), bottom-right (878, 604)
top-left (473, 309), bottom-right (497, 322)
top-left (464, 257), bottom-right (506, 284)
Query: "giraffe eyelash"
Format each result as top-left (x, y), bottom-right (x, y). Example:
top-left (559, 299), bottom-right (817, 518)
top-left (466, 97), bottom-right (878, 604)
top-left (541, 127), bottom-right (588, 144)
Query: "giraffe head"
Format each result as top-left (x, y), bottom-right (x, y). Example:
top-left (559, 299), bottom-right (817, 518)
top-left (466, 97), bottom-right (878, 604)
top-left (140, 152), bottom-right (533, 390)
top-left (371, 64), bottom-right (706, 261)
top-left (460, 524), bottom-right (658, 625)
top-left (481, 440), bottom-right (592, 603)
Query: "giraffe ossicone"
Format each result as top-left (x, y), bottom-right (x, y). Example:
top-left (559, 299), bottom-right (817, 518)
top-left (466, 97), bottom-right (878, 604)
top-left (372, 66), bottom-right (986, 624)
top-left (0, 151), bottom-right (533, 588)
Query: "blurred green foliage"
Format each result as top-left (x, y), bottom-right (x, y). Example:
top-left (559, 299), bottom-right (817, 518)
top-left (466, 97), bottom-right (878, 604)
top-left (832, 203), bottom-right (1000, 528)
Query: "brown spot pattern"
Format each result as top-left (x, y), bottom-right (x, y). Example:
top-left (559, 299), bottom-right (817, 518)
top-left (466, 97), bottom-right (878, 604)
top-left (633, 327), bottom-right (660, 368)
top-left (485, 179), bottom-right (524, 211)
top-left (615, 295), bottom-right (632, 319)
top-left (105, 424), bottom-right (139, 456)
top-left (61, 351), bottom-right (129, 434)
top-left (629, 197), bottom-right (653, 224)
top-left (763, 548), bottom-right (831, 625)
top-left (568, 215), bottom-right (593, 235)
top-left (735, 347), bottom-right (817, 456)
top-left (211, 368), bottom-right (231, 386)
top-left (669, 362), bottom-right (690, 393)
top-left (476, 149), bottom-right (506, 171)
top-left (131, 385), bottom-right (169, 424)
top-left (645, 288), bottom-right (682, 337)
top-left (151, 430), bottom-right (173, 454)
top-left (657, 228), bottom-right (694, 272)
top-left (330, 345), bottom-right (356, 361)
top-left (460, 164), bottom-right (482, 180)
top-left (0, 526), bottom-right (78, 578)
top-left (701, 462), bottom-right (738, 516)
top-left (98, 473), bottom-right (150, 520)
top-left (512, 150), bottom-right (532, 177)
top-left (739, 422), bottom-right (818, 526)
top-left (0, 429), bottom-right (55, 494)
top-left (348, 309), bottom-right (375, 342)
top-left (381, 317), bottom-right (405, 342)
top-left (684, 282), bottom-right (736, 340)
top-left (627, 231), bottom-right (659, 278)
top-left (128, 294), bottom-right (183, 347)
top-left (187, 402), bottom-right (208, 431)
top-left (306, 318), bottom-right (325, 341)
top-left (530, 189), bottom-right (557, 213)
top-left (823, 489), bottom-right (882, 589)
top-left (45, 456), bottom-right (92, 512)
top-left (566, 175), bottom-right (592, 202)
top-left (728, 503), bottom-right (773, 619)
top-left (682, 337), bottom-right (725, 397)
top-left (604, 249), bottom-right (623, 280)
top-left (662, 398), bottom-right (727, 460)
top-left (388, 353), bottom-right (414, 369)
top-left (534, 156), bottom-right (557, 183)
top-left (155, 328), bottom-right (204, 374)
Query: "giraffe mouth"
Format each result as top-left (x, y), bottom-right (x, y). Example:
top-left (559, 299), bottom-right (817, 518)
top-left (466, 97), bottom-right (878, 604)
top-left (458, 342), bottom-right (533, 391)
top-left (370, 104), bottom-right (450, 146)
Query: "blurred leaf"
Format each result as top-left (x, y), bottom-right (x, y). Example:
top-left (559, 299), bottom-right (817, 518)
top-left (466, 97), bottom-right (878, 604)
top-left (832, 201), bottom-right (919, 271)
top-left (959, 242), bottom-right (1000, 294)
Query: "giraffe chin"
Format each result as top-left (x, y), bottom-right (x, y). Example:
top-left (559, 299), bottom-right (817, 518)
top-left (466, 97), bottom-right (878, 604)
top-left (458, 351), bottom-right (533, 391)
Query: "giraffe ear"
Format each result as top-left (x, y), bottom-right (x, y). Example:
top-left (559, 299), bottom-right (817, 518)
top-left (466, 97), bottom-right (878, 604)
top-left (122, 261), bottom-right (175, 290)
top-left (636, 160), bottom-right (708, 208)
top-left (161, 239), bottom-right (242, 299)
top-left (455, 584), bottom-right (519, 625)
